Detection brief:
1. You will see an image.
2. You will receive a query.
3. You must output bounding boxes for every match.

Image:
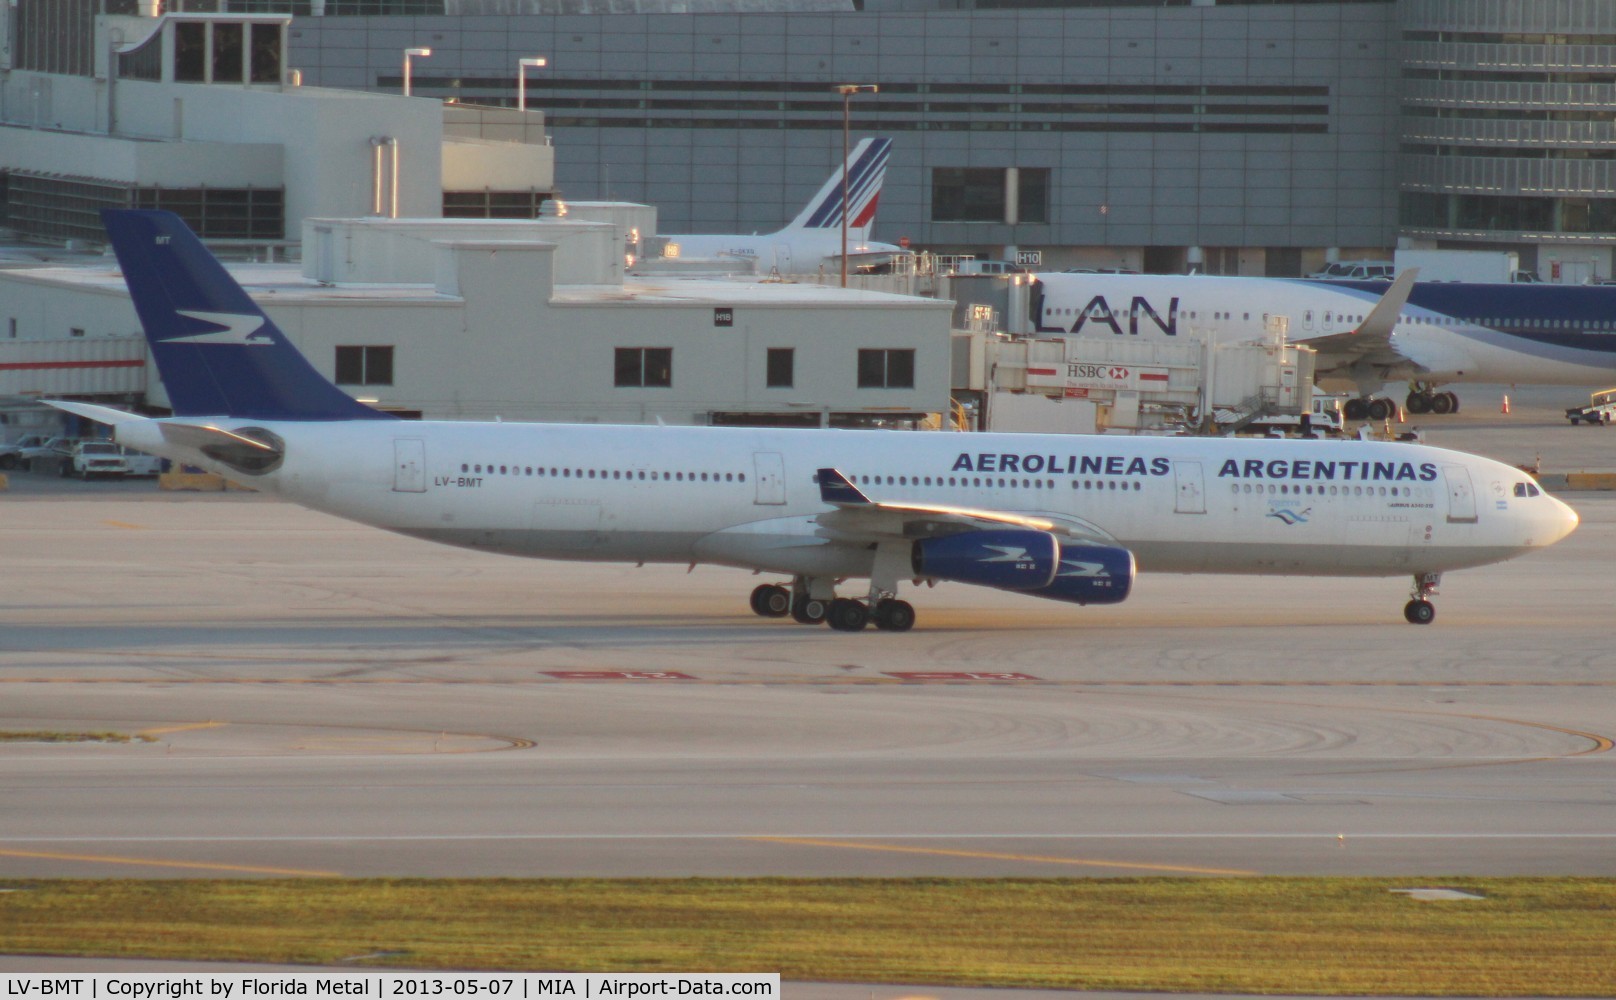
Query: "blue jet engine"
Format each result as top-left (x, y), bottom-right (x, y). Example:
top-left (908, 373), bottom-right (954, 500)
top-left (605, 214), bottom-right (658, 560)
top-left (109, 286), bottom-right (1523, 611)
top-left (912, 529), bottom-right (1134, 605)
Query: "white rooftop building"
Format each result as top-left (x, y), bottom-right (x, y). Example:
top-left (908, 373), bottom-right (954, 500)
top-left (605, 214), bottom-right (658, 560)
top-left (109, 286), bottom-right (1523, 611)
top-left (2, 214), bottom-right (954, 427)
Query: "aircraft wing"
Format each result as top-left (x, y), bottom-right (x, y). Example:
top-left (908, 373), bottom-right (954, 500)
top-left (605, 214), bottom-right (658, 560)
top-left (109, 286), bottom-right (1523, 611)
top-left (1297, 268), bottom-right (1420, 372)
top-left (814, 468), bottom-right (1116, 544)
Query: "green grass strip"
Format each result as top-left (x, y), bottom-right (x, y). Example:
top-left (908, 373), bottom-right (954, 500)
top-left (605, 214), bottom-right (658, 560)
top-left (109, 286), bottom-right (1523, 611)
top-left (0, 878), bottom-right (1612, 995)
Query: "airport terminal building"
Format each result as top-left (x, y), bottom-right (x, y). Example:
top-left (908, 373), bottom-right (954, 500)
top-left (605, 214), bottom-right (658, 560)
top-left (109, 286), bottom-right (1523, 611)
top-left (4, 1), bottom-right (1614, 276)
top-left (3, 0), bottom-right (1616, 434)
top-left (257, 0), bottom-right (1616, 280)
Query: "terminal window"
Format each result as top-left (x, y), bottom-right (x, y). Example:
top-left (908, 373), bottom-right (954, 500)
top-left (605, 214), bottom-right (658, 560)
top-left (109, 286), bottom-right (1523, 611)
top-left (930, 167), bottom-right (1049, 224)
top-left (615, 347), bottom-right (673, 388)
top-left (766, 348), bottom-right (794, 389)
top-left (857, 349), bottom-right (915, 389)
top-left (335, 346), bottom-right (394, 386)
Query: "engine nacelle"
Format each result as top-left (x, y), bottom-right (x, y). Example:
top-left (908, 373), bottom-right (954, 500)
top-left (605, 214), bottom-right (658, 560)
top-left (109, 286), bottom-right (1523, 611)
top-left (1025, 543), bottom-right (1135, 605)
top-left (911, 528), bottom-right (1059, 591)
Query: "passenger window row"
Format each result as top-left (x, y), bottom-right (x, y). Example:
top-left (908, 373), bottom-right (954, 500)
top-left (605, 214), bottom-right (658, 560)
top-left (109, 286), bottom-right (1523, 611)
top-left (460, 463), bottom-right (746, 484)
top-left (1232, 483), bottom-right (1426, 498)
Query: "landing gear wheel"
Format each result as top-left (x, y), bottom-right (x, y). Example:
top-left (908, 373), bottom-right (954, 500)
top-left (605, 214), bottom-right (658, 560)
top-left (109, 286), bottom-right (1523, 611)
top-left (1403, 599), bottom-right (1435, 625)
top-left (791, 595), bottom-right (828, 625)
top-left (826, 598), bottom-right (869, 632)
top-left (872, 598), bottom-right (915, 632)
top-left (749, 584), bottom-right (791, 618)
top-left (1428, 392), bottom-right (1454, 415)
top-left (1367, 397), bottom-right (1394, 422)
top-left (1406, 392), bottom-right (1431, 415)
top-left (1343, 398), bottom-right (1369, 421)
top-left (1444, 391), bottom-right (1460, 414)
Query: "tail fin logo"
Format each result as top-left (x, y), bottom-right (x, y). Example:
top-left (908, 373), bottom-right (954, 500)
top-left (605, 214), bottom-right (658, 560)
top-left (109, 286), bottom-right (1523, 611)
top-left (170, 310), bottom-right (271, 346)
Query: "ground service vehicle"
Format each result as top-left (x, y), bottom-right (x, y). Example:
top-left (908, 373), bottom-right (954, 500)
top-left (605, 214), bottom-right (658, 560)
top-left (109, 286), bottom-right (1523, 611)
top-left (1238, 394), bottom-right (1349, 437)
top-left (66, 440), bottom-right (130, 478)
top-left (1566, 388), bottom-right (1616, 426)
top-left (1393, 249), bottom-right (1539, 284)
top-left (119, 446), bottom-right (165, 475)
top-left (1309, 260), bottom-right (1394, 280)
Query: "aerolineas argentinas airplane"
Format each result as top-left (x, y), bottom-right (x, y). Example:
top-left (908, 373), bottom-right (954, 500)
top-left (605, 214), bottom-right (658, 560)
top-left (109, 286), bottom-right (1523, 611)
top-left (54, 210), bottom-right (1577, 632)
top-left (1030, 269), bottom-right (1616, 421)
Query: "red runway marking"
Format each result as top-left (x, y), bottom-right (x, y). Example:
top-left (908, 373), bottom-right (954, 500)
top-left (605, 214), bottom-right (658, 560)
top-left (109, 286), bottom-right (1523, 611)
top-left (542, 670), bottom-right (697, 681)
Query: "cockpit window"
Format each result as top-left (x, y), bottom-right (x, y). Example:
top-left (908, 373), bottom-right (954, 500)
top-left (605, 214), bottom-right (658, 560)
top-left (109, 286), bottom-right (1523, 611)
top-left (1513, 482), bottom-right (1540, 498)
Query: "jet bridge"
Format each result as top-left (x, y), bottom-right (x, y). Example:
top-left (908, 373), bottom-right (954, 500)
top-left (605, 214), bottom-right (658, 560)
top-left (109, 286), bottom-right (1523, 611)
top-left (964, 332), bottom-right (1314, 435)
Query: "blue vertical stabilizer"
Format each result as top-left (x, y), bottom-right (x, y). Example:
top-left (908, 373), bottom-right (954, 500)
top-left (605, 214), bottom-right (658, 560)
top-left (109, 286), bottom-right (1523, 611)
top-left (101, 209), bottom-right (394, 421)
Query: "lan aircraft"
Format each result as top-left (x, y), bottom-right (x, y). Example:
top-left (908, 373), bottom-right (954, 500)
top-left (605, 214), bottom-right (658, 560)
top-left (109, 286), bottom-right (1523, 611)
top-left (1030, 270), bottom-right (1616, 420)
top-left (52, 210), bottom-right (1578, 631)
top-left (654, 137), bottom-right (900, 273)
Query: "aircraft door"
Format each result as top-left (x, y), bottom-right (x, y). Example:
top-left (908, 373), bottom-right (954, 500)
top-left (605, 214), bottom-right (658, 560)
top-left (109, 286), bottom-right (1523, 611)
top-left (393, 438), bottom-right (426, 493)
top-left (773, 244), bottom-right (792, 275)
top-left (1442, 464), bottom-right (1478, 524)
top-left (1173, 461), bottom-right (1206, 514)
top-left (753, 452), bottom-right (787, 505)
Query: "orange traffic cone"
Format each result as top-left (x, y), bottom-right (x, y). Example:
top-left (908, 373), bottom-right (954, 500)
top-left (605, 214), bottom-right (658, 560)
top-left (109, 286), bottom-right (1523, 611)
top-left (1502, 394), bottom-right (1510, 415)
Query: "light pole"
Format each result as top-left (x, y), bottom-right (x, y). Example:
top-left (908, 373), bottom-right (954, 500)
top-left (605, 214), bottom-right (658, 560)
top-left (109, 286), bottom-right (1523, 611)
top-left (518, 56), bottom-right (547, 112)
top-left (833, 84), bottom-right (877, 287)
top-left (402, 47), bottom-right (431, 96)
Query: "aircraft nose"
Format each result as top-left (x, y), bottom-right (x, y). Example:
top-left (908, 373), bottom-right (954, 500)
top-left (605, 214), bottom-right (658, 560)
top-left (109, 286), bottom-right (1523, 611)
top-left (1545, 494), bottom-right (1579, 545)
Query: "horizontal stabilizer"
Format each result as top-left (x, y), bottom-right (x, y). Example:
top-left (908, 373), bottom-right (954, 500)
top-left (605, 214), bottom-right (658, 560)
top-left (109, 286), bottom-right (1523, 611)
top-left (42, 399), bottom-right (148, 427)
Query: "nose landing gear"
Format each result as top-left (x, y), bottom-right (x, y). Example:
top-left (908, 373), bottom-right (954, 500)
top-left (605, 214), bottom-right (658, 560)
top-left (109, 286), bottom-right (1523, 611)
top-left (1403, 572), bottom-right (1440, 624)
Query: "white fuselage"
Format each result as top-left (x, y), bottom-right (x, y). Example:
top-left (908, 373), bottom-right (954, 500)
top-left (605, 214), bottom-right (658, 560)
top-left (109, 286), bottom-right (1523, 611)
top-left (1032, 273), bottom-right (1616, 387)
top-left (661, 231), bottom-right (902, 273)
top-left (114, 419), bottom-right (1575, 583)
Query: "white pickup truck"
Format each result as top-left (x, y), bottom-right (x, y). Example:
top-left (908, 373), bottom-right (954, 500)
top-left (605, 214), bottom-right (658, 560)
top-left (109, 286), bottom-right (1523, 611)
top-left (65, 440), bottom-right (130, 479)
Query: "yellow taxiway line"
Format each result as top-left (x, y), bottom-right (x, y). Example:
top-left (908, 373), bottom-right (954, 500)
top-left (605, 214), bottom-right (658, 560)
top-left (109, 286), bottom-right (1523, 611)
top-left (0, 847), bottom-right (340, 877)
top-left (748, 836), bottom-right (1258, 875)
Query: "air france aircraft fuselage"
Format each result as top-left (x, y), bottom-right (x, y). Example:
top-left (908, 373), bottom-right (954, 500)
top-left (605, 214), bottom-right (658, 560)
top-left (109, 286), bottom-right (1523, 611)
top-left (58, 210), bottom-right (1579, 632)
top-left (658, 138), bottom-right (901, 272)
top-left (1031, 272), bottom-right (1616, 417)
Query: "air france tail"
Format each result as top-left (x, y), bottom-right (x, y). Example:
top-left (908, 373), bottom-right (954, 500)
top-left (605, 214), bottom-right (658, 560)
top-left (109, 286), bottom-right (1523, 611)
top-left (786, 137), bottom-right (891, 241)
top-left (99, 209), bottom-right (391, 421)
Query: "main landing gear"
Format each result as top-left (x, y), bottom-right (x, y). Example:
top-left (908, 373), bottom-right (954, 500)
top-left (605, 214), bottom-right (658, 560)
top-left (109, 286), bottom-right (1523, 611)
top-left (1342, 396), bottom-right (1398, 422)
top-left (748, 577), bottom-right (916, 633)
top-left (1403, 572), bottom-right (1440, 625)
top-left (1405, 385), bottom-right (1460, 416)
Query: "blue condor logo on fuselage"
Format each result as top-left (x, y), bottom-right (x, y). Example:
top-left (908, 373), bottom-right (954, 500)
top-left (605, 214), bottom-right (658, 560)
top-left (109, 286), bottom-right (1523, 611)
top-left (953, 453), bottom-right (1172, 476)
top-left (1037, 295), bottom-right (1179, 336)
top-left (1218, 459), bottom-right (1439, 482)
